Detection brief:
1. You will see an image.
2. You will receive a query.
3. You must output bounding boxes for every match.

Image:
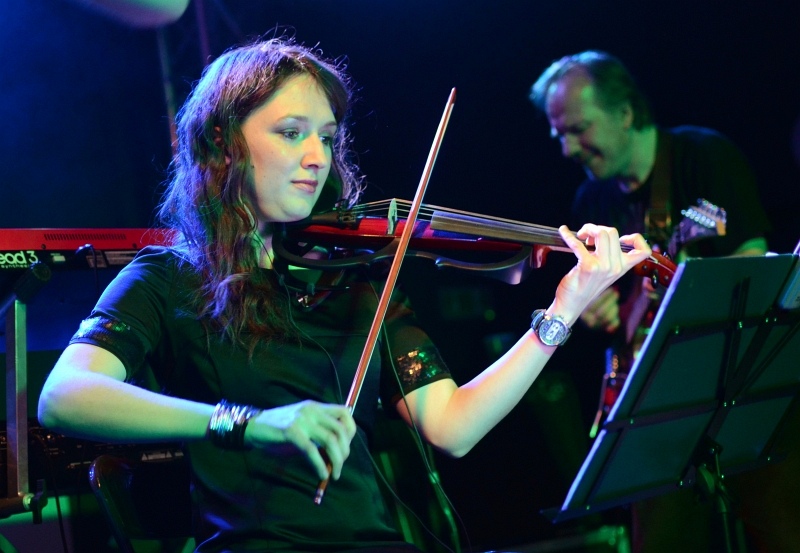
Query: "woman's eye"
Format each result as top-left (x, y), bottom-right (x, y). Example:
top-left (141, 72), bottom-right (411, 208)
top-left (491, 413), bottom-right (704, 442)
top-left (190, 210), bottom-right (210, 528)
top-left (320, 134), bottom-right (334, 147)
top-left (280, 130), bottom-right (299, 140)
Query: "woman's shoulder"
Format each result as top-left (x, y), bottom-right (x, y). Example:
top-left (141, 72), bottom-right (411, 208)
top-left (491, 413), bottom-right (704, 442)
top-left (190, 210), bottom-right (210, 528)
top-left (116, 245), bottom-right (197, 287)
top-left (128, 244), bottom-right (196, 268)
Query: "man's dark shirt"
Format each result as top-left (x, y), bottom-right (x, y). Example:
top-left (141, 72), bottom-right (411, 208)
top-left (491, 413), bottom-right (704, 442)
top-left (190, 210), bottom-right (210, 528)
top-left (571, 126), bottom-right (771, 258)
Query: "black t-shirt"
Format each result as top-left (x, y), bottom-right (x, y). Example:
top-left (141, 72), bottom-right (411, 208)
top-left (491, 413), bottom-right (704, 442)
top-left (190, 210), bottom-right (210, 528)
top-left (70, 246), bottom-right (450, 553)
top-left (571, 125), bottom-right (771, 258)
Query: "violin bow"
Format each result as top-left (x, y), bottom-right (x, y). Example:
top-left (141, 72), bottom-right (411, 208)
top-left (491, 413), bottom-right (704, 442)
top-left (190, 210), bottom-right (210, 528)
top-left (314, 87), bottom-right (457, 504)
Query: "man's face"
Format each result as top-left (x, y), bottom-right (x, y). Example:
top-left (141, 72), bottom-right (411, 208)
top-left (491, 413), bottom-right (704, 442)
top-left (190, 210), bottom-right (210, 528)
top-left (545, 72), bottom-right (634, 181)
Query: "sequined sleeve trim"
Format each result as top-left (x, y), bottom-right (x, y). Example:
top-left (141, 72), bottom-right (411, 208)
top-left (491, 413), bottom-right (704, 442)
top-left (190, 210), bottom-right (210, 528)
top-left (69, 316), bottom-right (146, 376)
top-left (394, 345), bottom-right (451, 392)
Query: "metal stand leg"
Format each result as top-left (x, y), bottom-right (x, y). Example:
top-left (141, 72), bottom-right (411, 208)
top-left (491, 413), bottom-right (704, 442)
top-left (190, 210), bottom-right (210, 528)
top-left (1, 263), bottom-right (50, 521)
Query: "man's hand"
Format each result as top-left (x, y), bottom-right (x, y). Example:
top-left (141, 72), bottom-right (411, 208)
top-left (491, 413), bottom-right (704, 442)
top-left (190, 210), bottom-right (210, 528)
top-left (579, 286), bottom-right (620, 333)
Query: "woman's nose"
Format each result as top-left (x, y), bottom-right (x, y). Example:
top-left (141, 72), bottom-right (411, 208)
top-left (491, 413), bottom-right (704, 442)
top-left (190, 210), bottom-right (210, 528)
top-left (302, 136), bottom-right (329, 169)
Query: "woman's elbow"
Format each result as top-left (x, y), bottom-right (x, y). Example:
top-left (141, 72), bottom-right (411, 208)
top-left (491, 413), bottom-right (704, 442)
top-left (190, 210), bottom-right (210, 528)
top-left (37, 382), bottom-right (71, 431)
top-left (439, 445), bottom-right (472, 459)
top-left (36, 373), bottom-right (93, 434)
top-left (426, 433), bottom-right (476, 459)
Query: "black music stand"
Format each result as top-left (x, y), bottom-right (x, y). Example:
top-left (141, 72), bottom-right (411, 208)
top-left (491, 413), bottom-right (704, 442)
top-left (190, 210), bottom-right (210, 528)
top-left (543, 253), bottom-right (800, 551)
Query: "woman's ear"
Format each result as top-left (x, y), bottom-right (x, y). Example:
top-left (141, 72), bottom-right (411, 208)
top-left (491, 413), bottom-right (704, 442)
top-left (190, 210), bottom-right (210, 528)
top-left (213, 126), bottom-right (231, 165)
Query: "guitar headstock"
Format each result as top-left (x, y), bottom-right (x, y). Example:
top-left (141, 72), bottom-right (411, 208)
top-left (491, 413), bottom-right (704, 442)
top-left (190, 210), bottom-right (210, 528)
top-left (675, 199), bottom-right (727, 249)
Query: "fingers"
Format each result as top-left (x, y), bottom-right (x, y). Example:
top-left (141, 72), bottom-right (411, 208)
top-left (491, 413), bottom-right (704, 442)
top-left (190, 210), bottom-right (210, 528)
top-left (308, 407), bottom-right (356, 480)
top-left (559, 224), bottom-right (591, 257)
top-left (619, 231), bottom-right (650, 250)
top-left (249, 401), bottom-right (356, 481)
top-left (560, 224), bottom-right (624, 279)
top-left (574, 224), bottom-right (622, 264)
top-left (553, 225), bottom-right (651, 320)
top-left (564, 224), bottom-right (651, 270)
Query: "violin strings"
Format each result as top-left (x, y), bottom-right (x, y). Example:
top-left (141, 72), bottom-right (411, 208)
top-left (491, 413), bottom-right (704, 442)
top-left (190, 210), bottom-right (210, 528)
top-left (338, 199), bottom-right (651, 258)
top-left (348, 199), bottom-right (564, 237)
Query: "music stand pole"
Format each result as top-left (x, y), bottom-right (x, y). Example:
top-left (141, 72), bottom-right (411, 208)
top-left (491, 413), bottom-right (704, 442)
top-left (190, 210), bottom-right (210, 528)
top-left (1, 262), bottom-right (50, 521)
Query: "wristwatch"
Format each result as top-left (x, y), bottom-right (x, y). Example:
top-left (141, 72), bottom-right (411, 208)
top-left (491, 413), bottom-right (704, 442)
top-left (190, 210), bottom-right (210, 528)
top-left (531, 309), bottom-right (572, 346)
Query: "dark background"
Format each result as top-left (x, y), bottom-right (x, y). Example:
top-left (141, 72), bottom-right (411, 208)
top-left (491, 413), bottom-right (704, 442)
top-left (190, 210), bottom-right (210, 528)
top-left (2, 0), bottom-right (800, 551)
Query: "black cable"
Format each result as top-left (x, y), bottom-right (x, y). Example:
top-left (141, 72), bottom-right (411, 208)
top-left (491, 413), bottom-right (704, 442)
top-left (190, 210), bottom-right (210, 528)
top-left (273, 259), bottom-right (467, 551)
top-left (276, 270), bottom-right (345, 405)
top-left (367, 280), bottom-right (470, 553)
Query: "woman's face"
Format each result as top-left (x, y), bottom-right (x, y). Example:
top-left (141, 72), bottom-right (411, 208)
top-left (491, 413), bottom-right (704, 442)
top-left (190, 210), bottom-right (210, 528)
top-left (241, 74), bottom-right (336, 228)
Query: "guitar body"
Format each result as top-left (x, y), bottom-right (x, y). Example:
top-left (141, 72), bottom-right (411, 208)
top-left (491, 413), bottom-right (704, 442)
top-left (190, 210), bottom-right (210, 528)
top-left (589, 199), bottom-right (726, 438)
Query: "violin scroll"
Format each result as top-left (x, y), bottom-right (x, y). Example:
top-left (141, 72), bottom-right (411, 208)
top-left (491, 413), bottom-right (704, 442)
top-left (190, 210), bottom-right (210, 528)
top-left (633, 250), bottom-right (676, 288)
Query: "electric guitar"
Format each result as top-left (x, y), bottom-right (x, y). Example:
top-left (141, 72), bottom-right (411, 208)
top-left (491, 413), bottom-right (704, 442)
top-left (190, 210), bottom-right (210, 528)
top-left (589, 199), bottom-right (727, 437)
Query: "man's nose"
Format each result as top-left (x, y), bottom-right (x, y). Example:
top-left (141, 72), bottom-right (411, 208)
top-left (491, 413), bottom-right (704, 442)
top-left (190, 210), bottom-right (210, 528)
top-left (560, 135), bottom-right (580, 159)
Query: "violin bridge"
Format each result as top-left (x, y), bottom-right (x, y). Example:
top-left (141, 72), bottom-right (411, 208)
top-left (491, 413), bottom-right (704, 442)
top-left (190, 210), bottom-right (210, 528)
top-left (387, 198), bottom-right (398, 235)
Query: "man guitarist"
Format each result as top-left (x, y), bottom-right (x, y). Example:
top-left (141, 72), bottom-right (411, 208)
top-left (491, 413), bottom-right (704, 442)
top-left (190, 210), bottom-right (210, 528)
top-left (529, 51), bottom-right (788, 553)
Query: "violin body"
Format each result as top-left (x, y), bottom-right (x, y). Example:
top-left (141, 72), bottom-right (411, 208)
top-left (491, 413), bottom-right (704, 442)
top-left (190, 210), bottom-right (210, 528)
top-left (285, 216), bottom-right (523, 253)
top-left (277, 216), bottom-right (545, 285)
top-left (274, 200), bottom-right (677, 287)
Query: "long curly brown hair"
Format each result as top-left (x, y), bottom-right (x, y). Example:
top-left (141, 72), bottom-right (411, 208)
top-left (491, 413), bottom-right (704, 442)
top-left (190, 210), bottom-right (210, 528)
top-left (158, 37), bottom-right (363, 352)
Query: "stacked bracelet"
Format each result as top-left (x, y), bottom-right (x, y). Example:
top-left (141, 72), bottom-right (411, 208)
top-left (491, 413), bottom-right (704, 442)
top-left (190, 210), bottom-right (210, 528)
top-left (207, 400), bottom-right (262, 450)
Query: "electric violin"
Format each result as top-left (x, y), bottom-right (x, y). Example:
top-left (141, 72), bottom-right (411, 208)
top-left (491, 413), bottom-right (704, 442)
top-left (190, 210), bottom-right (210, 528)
top-left (274, 198), bottom-right (677, 288)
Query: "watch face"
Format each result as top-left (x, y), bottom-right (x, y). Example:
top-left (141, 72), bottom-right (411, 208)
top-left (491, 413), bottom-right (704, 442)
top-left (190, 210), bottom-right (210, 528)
top-left (539, 317), bottom-right (569, 346)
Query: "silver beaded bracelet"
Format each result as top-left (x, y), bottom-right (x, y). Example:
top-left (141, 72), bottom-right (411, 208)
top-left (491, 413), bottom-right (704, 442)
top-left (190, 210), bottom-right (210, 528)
top-left (207, 400), bottom-right (262, 450)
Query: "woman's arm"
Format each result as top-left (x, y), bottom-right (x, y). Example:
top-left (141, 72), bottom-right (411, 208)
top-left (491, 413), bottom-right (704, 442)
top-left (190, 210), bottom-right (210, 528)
top-left (38, 343), bottom-right (212, 442)
top-left (396, 224), bottom-right (652, 457)
top-left (38, 343), bottom-right (356, 480)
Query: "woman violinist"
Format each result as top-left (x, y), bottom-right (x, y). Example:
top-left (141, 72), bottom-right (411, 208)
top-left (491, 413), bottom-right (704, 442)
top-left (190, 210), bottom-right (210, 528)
top-left (37, 38), bottom-right (652, 553)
